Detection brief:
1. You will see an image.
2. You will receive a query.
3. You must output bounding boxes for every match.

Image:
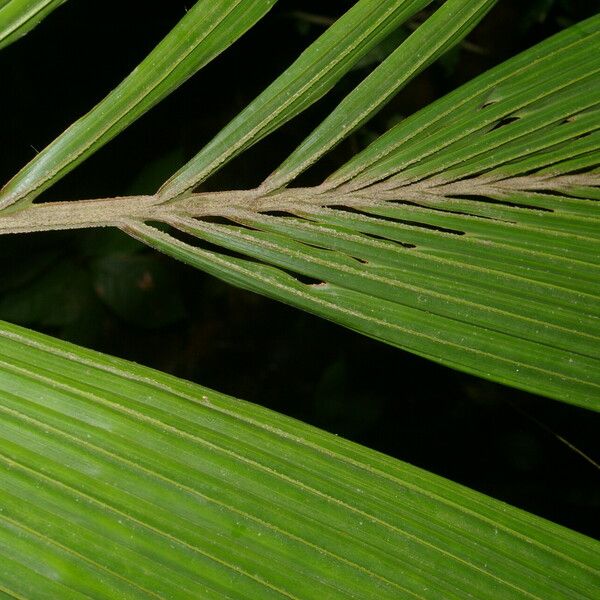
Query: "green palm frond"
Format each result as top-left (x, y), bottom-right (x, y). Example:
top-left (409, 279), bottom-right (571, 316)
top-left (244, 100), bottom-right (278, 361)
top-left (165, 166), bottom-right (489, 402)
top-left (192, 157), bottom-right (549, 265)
top-left (0, 0), bottom-right (278, 210)
top-left (0, 319), bottom-right (597, 598)
top-left (0, 0), bottom-right (67, 50)
top-left (0, 0), bottom-right (598, 595)
top-left (1, 2), bottom-right (597, 407)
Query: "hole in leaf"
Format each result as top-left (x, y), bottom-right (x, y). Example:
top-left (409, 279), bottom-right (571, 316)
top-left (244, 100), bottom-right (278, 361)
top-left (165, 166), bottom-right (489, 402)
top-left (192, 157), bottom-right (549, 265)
top-left (196, 215), bottom-right (256, 231)
top-left (351, 256), bottom-right (368, 264)
top-left (479, 93), bottom-right (500, 110)
top-left (287, 271), bottom-right (325, 285)
top-left (263, 210), bottom-right (298, 218)
top-left (490, 116), bottom-right (519, 131)
top-left (523, 187), bottom-right (598, 202)
top-left (574, 130), bottom-right (591, 139)
top-left (446, 194), bottom-right (553, 213)
top-left (386, 199), bottom-right (503, 222)
top-left (329, 205), bottom-right (465, 235)
top-left (144, 222), bottom-right (327, 288)
top-left (363, 231), bottom-right (416, 249)
top-left (158, 222), bottom-right (257, 262)
top-left (145, 220), bottom-right (170, 232)
top-left (556, 164), bottom-right (600, 178)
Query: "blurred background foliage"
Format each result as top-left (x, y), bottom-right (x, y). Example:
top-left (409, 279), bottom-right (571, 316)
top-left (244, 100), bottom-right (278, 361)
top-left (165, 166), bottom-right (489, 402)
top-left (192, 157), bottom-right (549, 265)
top-left (0, 0), bottom-right (598, 537)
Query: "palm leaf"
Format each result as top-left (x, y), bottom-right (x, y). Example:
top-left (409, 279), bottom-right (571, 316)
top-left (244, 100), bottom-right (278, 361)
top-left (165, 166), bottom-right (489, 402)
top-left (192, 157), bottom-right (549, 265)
top-left (140, 11), bottom-right (600, 408)
top-left (257, 0), bottom-right (497, 194)
top-left (0, 319), bottom-right (598, 598)
top-left (0, 2), bottom-right (597, 407)
top-left (0, 0), bottom-right (278, 210)
top-left (0, 0), bottom-right (437, 211)
top-left (0, 0), bottom-right (67, 50)
top-left (159, 0), bottom-right (494, 200)
top-left (0, 1), bottom-right (598, 594)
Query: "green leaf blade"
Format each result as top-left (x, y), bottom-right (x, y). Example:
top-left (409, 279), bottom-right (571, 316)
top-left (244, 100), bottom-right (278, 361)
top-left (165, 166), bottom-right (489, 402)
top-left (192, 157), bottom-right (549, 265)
top-left (0, 0), bottom-right (277, 212)
top-left (157, 0), bottom-right (435, 202)
top-left (125, 219), bottom-right (600, 410)
top-left (0, 0), bottom-right (67, 51)
top-left (327, 14), bottom-right (600, 190)
top-left (126, 13), bottom-right (599, 409)
top-left (0, 319), bottom-right (598, 598)
top-left (259, 0), bottom-right (498, 193)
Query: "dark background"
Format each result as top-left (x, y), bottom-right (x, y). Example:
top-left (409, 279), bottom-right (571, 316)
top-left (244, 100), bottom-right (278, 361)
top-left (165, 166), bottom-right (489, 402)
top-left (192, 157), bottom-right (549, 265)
top-left (1, 0), bottom-right (598, 537)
